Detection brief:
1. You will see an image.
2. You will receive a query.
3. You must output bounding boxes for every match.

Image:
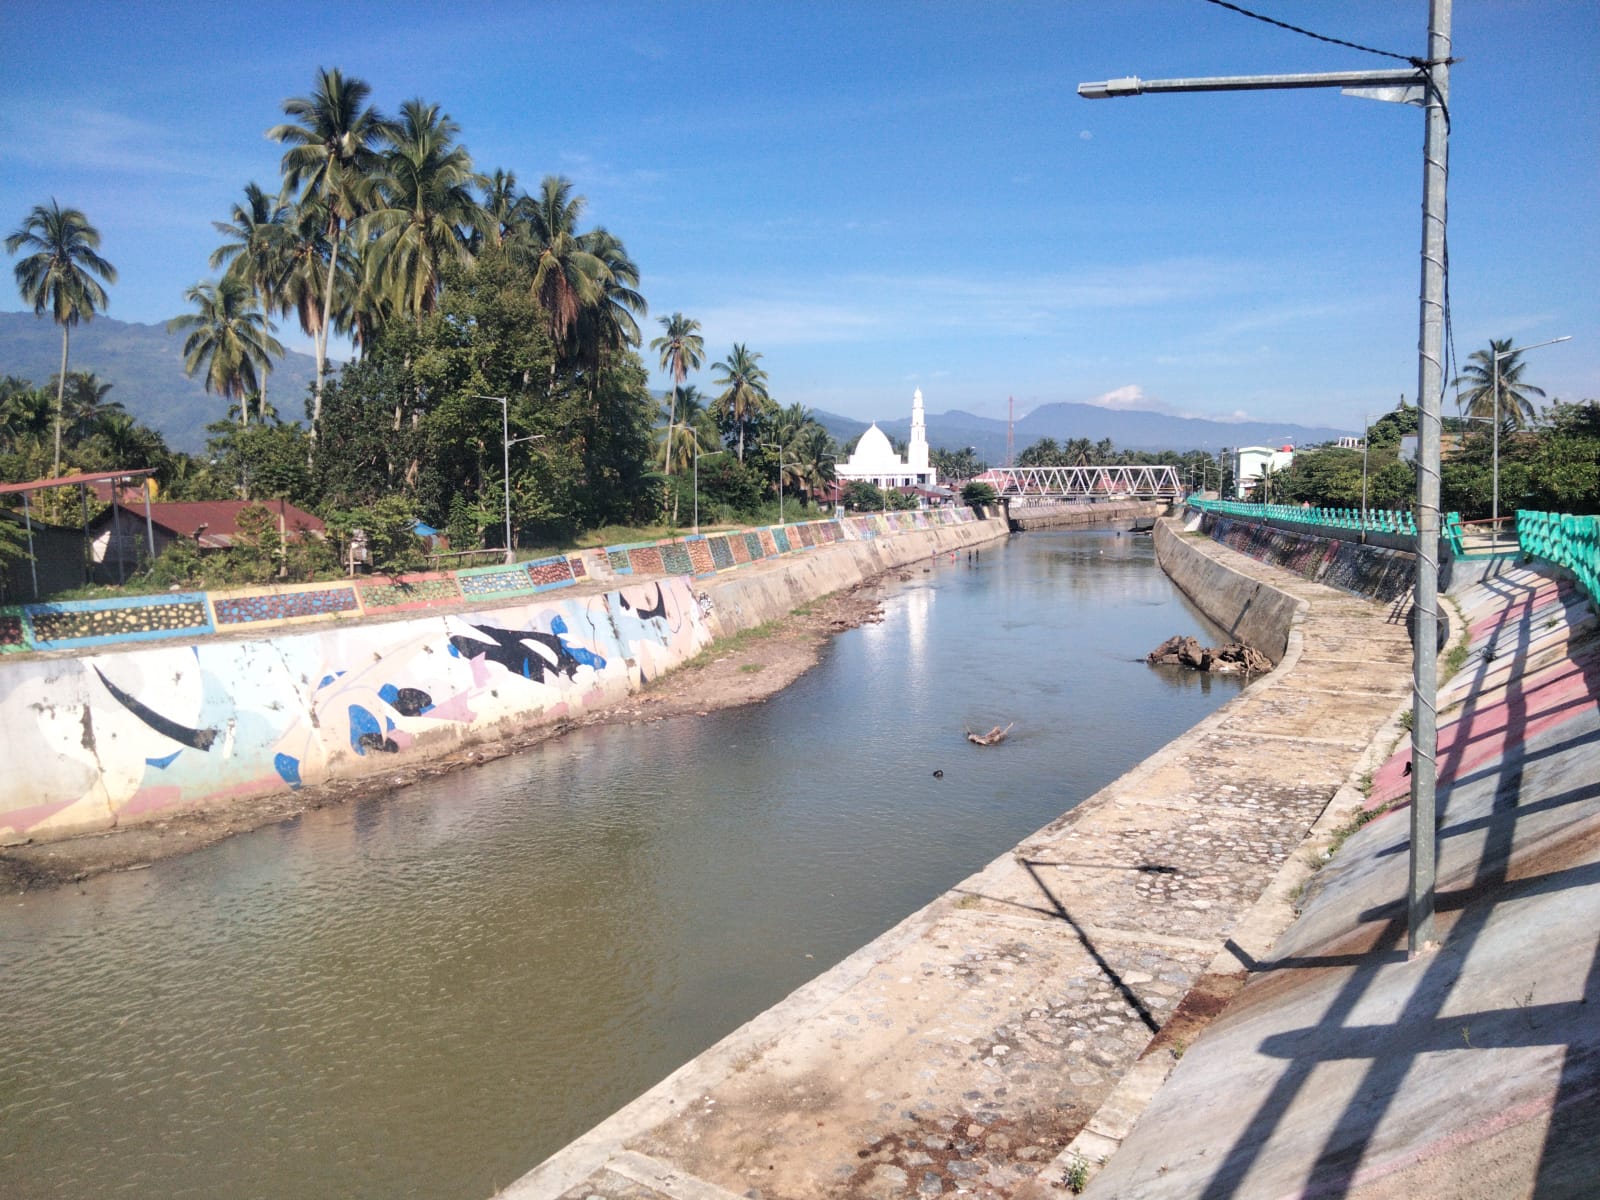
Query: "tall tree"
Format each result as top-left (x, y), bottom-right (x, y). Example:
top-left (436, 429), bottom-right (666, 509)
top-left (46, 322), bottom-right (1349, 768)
top-left (1452, 337), bottom-right (1548, 429)
top-left (362, 98), bottom-right (486, 325)
top-left (268, 67), bottom-right (394, 437)
top-left (711, 343), bottom-right (769, 463)
top-left (650, 312), bottom-right (704, 473)
top-left (6, 200), bottom-right (118, 474)
top-left (167, 276), bottom-right (285, 427)
top-left (513, 175), bottom-right (603, 354)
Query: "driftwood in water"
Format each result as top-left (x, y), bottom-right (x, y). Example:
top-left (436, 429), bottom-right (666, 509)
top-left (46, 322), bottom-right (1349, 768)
top-left (966, 723), bottom-right (1014, 746)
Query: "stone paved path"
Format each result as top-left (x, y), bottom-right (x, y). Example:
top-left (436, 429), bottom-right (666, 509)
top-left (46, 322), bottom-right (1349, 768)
top-left (501, 526), bottom-right (1416, 1200)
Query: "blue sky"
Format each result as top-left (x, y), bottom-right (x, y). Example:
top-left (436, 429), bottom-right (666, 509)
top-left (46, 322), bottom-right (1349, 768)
top-left (2, 0), bottom-right (1595, 432)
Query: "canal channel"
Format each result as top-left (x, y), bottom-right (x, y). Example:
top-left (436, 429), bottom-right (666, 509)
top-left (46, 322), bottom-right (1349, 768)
top-left (1, 529), bottom-right (1247, 1199)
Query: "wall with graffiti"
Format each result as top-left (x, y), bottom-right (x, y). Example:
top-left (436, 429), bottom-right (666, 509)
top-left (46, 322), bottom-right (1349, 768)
top-left (1198, 512), bottom-right (1418, 604)
top-left (0, 576), bottom-right (710, 842)
top-left (1, 510), bottom-right (996, 843)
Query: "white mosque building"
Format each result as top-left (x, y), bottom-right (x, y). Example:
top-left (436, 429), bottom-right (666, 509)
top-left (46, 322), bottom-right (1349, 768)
top-left (835, 388), bottom-right (937, 491)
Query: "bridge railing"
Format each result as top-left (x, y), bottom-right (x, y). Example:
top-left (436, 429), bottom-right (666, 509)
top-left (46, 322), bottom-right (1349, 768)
top-left (988, 464), bottom-right (1183, 499)
top-left (1186, 498), bottom-right (1469, 554)
top-left (1517, 511), bottom-right (1599, 608)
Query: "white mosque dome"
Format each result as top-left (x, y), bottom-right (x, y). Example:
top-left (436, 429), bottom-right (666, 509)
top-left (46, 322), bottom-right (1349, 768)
top-left (849, 423), bottom-right (897, 469)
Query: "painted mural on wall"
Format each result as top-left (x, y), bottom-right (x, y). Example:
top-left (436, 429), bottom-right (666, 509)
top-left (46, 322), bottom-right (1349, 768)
top-left (0, 577), bottom-right (711, 841)
top-left (1, 508), bottom-right (984, 839)
top-left (1204, 515), bottom-right (1417, 604)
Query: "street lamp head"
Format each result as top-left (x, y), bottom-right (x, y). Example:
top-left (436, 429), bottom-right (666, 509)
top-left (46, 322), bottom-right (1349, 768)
top-left (1078, 77), bottom-right (1143, 99)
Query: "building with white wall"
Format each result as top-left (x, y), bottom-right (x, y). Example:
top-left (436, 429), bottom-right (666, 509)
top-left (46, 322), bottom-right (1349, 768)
top-left (1234, 445), bottom-right (1295, 499)
top-left (836, 389), bottom-right (937, 490)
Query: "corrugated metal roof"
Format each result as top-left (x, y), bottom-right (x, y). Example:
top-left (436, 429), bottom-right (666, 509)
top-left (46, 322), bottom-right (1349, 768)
top-left (0, 468), bottom-right (157, 496)
top-left (93, 499), bottom-right (326, 549)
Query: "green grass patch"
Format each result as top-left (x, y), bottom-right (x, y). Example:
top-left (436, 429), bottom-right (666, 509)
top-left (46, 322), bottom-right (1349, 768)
top-left (1325, 800), bottom-right (1397, 863)
top-left (739, 663), bottom-right (765, 673)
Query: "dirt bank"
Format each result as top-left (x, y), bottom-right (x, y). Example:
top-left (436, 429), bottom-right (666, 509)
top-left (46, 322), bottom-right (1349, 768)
top-left (1, 578), bottom-right (895, 894)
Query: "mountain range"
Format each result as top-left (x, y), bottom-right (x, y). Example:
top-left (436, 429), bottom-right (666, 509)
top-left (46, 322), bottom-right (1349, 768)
top-left (814, 402), bottom-right (1356, 464)
top-left (3, 311), bottom-right (1354, 461)
top-left (1, 310), bottom-right (318, 453)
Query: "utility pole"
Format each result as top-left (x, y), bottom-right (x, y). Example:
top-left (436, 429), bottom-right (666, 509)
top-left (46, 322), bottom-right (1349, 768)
top-left (1080, 0), bottom-right (1452, 955)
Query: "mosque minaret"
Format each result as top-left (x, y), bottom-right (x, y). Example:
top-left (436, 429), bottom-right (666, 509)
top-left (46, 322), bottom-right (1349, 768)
top-left (835, 389), bottom-right (938, 490)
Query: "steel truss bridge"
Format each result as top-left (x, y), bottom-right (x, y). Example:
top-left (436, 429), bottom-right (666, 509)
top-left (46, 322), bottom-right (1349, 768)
top-left (984, 464), bottom-right (1183, 500)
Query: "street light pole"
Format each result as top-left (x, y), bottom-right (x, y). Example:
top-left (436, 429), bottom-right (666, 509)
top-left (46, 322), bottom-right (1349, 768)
top-left (693, 443), bottom-right (726, 537)
top-left (474, 395), bottom-right (544, 565)
top-left (1079, 0), bottom-right (1453, 955)
top-left (1485, 336), bottom-right (1572, 550)
top-left (779, 462), bottom-right (802, 524)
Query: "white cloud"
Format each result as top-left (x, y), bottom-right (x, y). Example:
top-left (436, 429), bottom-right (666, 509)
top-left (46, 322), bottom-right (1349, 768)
top-left (1085, 385), bottom-right (1146, 410)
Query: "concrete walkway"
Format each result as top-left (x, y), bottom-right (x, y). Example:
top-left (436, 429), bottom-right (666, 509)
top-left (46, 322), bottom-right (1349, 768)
top-left (501, 528), bottom-right (1417, 1198)
top-left (1084, 563), bottom-right (1599, 1198)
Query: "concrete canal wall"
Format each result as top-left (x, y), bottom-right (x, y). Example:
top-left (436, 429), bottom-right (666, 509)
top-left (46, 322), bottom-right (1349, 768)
top-left (1006, 498), bottom-right (1168, 532)
top-left (1, 512), bottom-right (1005, 844)
top-left (502, 519), bottom-right (1422, 1199)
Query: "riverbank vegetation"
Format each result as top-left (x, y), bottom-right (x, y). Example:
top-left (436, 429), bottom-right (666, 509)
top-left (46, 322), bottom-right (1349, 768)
top-left (2, 67), bottom-right (862, 594)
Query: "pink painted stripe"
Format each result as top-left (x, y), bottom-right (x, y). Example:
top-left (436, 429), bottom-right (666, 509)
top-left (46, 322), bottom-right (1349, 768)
top-left (1368, 650), bottom-right (1599, 808)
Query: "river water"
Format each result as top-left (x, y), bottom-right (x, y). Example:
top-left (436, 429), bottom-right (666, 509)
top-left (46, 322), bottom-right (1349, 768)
top-left (1, 530), bottom-right (1244, 1199)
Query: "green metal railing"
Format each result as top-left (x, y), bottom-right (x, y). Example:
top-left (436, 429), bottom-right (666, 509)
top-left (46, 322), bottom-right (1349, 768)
top-left (1187, 498), bottom-right (1470, 556)
top-left (1517, 511), bottom-right (1599, 606)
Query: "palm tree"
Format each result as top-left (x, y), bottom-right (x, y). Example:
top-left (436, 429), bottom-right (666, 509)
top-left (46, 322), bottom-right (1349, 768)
top-left (268, 67), bottom-right (394, 436)
top-left (711, 343), bottom-right (770, 463)
top-left (1452, 338), bottom-right (1548, 429)
top-left (475, 168), bottom-right (522, 251)
top-left (7, 199), bottom-right (118, 474)
top-left (211, 183), bottom-right (290, 413)
top-left (512, 175), bottom-right (604, 355)
top-left (575, 227), bottom-right (646, 362)
top-left (58, 372), bottom-right (124, 441)
top-left (792, 423), bottom-right (837, 504)
top-left (167, 277), bottom-right (286, 427)
top-left (362, 98), bottom-right (486, 325)
top-left (650, 312), bottom-right (704, 473)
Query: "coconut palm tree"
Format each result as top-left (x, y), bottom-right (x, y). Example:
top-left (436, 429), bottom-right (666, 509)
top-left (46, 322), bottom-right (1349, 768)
top-left (650, 312), bottom-right (704, 473)
top-left (1452, 338), bottom-right (1548, 429)
top-left (57, 372), bottom-right (124, 441)
top-left (6, 199), bottom-right (118, 474)
top-left (475, 168), bottom-right (523, 252)
top-left (210, 183), bottom-right (290, 413)
top-left (268, 67), bottom-right (394, 435)
top-left (711, 343), bottom-right (770, 463)
top-left (512, 175), bottom-right (603, 355)
top-left (575, 226), bottom-right (647, 361)
top-left (362, 98), bottom-right (486, 325)
top-left (168, 277), bottom-right (286, 427)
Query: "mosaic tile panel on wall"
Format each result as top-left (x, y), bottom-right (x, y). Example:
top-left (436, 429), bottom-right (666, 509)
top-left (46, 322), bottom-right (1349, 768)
top-left (687, 540), bottom-right (715, 575)
top-left (607, 547), bottom-right (634, 573)
top-left (627, 545), bottom-right (666, 576)
top-left (658, 542), bottom-right (694, 576)
top-left (525, 556), bottom-right (577, 589)
top-left (708, 536), bottom-right (736, 569)
top-left (457, 565), bottom-right (539, 598)
top-left (354, 574), bottom-right (463, 613)
top-left (1, 610), bottom-right (26, 652)
top-left (27, 594), bottom-right (214, 648)
top-left (212, 585), bottom-right (361, 626)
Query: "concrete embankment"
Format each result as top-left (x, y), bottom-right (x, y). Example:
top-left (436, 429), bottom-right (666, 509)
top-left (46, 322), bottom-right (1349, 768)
top-left (1086, 559), bottom-right (1599, 1198)
top-left (0, 516), bottom-right (1004, 845)
top-left (501, 520), bottom-right (1418, 1199)
top-left (1007, 498), bottom-right (1168, 532)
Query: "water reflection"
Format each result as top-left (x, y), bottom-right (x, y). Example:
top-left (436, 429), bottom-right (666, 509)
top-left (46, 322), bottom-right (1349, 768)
top-left (1, 530), bottom-right (1242, 1200)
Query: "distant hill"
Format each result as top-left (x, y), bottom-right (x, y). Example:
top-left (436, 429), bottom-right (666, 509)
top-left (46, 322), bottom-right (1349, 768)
top-left (0, 311), bottom-right (319, 453)
top-left (817, 401), bottom-right (1355, 464)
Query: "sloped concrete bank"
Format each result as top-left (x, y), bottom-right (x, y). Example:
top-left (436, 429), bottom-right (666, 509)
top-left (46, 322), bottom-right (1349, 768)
top-left (0, 517), bottom-right (1005, 845)
top-left (1085, 562), bottom-right (1599, 1199)
top-left (501, 525), bottom-right (1417, 1198)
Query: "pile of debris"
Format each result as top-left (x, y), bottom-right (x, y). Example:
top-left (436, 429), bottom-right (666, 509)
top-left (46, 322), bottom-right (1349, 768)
top-left (1146, 634), bottom-right (1272, 676)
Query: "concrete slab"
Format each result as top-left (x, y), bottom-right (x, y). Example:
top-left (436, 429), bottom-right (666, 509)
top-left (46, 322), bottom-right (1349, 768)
top-left (1083, 564), bottom-right (1600, 1200)
top-left (501, 523), bottom-right (1418, 1199)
